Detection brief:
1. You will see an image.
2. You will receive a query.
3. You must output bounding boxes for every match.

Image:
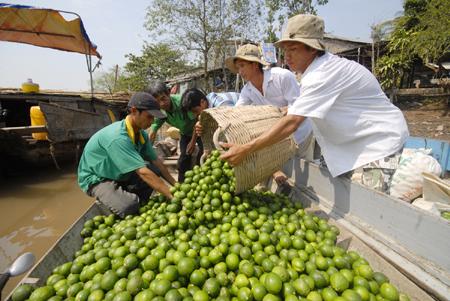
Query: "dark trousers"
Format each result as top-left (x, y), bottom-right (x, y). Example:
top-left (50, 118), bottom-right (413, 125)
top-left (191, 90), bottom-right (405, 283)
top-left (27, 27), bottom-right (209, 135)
top-left (120, 163), bottom-right (162, 203)
top-left (178, 134), bottom-right (203, 182)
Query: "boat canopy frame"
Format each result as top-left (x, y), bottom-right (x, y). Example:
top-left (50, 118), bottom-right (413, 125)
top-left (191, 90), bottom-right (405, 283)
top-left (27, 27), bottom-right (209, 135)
top-left (0, 3), bottom-right (101, 96)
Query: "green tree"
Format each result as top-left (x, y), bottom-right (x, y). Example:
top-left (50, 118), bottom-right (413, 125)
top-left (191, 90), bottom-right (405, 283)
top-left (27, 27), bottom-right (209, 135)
top-left (409, 0), bottom-right (450, 64)
top-left (263, 0), bottom-right (329, 42)
top-left (370, 20), bottom-right (394, 73)
top-left (375, 0), bottom-right (449, 90)
top-left (145, 0), bottom-right (259, 90)
top-left (93, 65), bottom-right (128, 94)
top-left (121, 43), bottom-right (189, 91)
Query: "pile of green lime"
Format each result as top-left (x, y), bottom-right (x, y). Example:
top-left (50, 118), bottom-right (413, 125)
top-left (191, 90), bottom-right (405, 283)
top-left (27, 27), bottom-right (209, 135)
top-left (12, 150), bottom-right (410, 301)
top-left (441, 211), bottom-right (450, 220)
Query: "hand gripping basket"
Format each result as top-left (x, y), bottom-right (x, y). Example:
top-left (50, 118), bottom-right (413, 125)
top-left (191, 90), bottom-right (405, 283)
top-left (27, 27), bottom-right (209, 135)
top-left (200, 105), bottom-right (296, 193)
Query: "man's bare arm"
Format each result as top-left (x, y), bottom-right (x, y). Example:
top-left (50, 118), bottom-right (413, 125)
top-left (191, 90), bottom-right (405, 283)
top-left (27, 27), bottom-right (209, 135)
top-left (136, 166), bottom-right (173, 199)
top-left (148, 129), bottom-right (157, 143)
top-left (220, 115), bottom-right (305, 166)
top-left (187, 132), bottom-right (197, 155)
top-left (152, 158), bottom-right (176, 186)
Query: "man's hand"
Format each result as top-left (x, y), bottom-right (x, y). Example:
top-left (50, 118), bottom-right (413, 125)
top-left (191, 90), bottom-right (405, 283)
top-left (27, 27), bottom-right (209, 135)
top-left (194, 122), bottom-right (203, 136)
top-left (136, 166), bottom-right (173, 199)
top-left (219, 142), bottom-right (252, 166)
top-left (280, 106), bottom-right (288, 116)
top-left (272, 170), bottom-right (288, 186)
top-left (186, 141), bottom-right (196, 155)
top-left (148, 130), bottom-right (157, 143)
top-left (220, 115), bottom-right (305, 167)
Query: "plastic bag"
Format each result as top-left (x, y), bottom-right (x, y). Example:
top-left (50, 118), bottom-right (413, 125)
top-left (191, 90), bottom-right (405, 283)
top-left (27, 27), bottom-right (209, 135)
top-left (389, 149), bottom-right (442, 202)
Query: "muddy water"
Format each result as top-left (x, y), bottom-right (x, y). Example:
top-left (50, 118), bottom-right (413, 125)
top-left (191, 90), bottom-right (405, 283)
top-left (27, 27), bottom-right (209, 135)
top-left (0, 166), bottom-right (93, 299)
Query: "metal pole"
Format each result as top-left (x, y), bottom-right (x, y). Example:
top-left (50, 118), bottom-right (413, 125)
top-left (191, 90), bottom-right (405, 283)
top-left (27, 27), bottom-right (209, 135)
top-left (89, 55), bottom-right (94, 98)
top-left (85, 53), bottom-right (96, 112)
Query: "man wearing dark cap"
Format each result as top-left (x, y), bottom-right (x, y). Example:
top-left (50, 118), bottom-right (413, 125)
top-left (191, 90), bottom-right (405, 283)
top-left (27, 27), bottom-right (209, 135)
top-left (78, 92), bottom-right (176, 218)
top-left (221, 14), bottom-right (409, 193)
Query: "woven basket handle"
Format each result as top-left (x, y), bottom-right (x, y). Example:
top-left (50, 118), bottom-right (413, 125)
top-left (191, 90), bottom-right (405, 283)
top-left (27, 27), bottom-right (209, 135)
top-left (213, 123), bottom-right (231, 151)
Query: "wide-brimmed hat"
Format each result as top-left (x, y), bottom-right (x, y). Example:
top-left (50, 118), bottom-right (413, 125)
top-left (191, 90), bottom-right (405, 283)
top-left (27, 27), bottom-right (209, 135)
top-left (128, 92), bottom-right (166, 119)
top-left (274, 14), bottom-right (325, 51)
top-left (225, 44), bottom-right (269, 73)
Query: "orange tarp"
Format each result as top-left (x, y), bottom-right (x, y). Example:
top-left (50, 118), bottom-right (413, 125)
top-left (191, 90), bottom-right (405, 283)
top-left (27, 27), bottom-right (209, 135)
top-left (0, 4), bottom-right (101, 58)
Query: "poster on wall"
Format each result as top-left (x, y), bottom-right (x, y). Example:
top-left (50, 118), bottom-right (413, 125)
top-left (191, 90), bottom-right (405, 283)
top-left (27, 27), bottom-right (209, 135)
top-left (261, 43), bottom-right (277, 64)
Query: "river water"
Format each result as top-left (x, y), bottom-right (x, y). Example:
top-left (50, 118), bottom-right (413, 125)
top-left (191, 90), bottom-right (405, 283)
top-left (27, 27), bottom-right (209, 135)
top-left (0, 165), bottom-right (93, 299)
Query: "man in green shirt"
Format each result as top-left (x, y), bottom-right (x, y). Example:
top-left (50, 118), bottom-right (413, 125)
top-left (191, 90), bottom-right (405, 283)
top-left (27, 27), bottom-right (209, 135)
top-left (147, 81), bottom-right (202, 182)
top-left (78, 92), bottom-right (176, 218)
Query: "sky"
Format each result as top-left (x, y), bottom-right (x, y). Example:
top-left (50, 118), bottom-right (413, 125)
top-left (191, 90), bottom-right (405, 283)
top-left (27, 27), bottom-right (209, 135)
top-left (0, 0), bottom-right (404, 91)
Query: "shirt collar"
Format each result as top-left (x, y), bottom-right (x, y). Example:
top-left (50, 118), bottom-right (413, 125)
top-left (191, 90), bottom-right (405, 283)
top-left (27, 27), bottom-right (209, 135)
top-left (125, 116), bottom-right (145, 145)
top-left (247, 68), bottom-right (272, 97)
top-left (302, 51), bottom-right (330, 78)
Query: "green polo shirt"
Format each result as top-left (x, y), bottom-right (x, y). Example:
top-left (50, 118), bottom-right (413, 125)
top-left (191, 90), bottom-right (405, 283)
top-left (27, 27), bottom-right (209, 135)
top-left (150, 94), bottom-right (196, 136)
top-left (77, 119), bottom-right (157, 192)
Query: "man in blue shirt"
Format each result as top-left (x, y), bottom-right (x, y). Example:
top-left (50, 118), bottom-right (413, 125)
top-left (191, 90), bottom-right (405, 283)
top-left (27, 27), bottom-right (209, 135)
top-left (181, 88), bottom-right (238, 156)
top-left (206, 91), bottom-right (240, 108)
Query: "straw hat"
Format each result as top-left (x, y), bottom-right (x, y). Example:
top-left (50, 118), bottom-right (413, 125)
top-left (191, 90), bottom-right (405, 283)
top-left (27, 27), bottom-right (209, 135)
top-left (225, 44), bottom-right (269, 73)
top-left (274, 14), bottom-right (325, 51)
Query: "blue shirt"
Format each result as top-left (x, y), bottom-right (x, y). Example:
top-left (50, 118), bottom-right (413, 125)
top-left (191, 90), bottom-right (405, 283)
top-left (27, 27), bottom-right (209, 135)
top-left (206, 92), bottom-right (239, 108)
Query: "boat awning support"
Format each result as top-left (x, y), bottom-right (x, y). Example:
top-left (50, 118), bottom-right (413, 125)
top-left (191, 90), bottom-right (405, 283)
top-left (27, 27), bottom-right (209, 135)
top-left (0, 3), bottom-right (102, 97)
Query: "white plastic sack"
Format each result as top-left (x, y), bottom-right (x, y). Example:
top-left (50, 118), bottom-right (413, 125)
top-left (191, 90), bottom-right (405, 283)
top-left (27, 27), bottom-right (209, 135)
top-left (389, 149), bottom-right (442, 202)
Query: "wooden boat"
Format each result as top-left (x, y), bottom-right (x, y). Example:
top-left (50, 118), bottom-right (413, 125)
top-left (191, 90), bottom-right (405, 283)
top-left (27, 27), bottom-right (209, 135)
top-left (5, 160), bottom-right (450, 301)
top-left (0, 4), bottom-right (126, 171)
top-left (0, 91), bottom-right (127, 173)
top-left (38, 98), bottom-right (124, 143)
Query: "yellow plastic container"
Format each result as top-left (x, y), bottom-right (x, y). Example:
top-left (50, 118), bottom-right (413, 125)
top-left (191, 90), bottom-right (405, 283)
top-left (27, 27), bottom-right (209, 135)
top-left (30, 106), bottom-right (48, 140)
top-left (22, 79), bottom-right (39, 93)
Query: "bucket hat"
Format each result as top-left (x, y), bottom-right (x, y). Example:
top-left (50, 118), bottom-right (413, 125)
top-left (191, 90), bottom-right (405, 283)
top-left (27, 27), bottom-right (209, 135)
top-left (225, 44), bottom-right (269, 73)
top-left (274, 14), bottom-right (325, 51)
top-left (128, 92), bottom-right (166, 119)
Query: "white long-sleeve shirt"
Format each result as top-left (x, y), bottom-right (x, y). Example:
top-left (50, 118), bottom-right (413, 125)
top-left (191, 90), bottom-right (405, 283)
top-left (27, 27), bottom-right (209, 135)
top-left (288, 52), bottom-right (409, 177)
top-left (236, 67), bottom-right (313, 144)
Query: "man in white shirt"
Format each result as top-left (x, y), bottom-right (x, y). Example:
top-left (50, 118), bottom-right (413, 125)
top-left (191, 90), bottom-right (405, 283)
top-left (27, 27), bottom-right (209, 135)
top-left (221, 15), bottom-right (409, 192)
top-left (225, 44), bottom-right (314, 185)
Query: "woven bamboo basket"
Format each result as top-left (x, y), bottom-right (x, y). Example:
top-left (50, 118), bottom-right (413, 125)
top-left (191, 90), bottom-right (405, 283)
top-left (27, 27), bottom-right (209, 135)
top-left (200, 105), bottom-right (296, 193)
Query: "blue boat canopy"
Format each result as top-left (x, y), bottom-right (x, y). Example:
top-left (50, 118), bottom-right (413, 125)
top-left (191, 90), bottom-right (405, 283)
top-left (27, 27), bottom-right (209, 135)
top-left (0, 3), bottom-right (101, 58)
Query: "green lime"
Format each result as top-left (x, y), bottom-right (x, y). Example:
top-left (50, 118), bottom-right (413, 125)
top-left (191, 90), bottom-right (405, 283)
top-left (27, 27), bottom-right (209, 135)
top-left (380, 283), bottom-right (399, 301)
top-left (134, 289), bottom-right (154, 301)
top-left (330, 272), bottom-right (349, 293)
top-left (306, 290), bottom-right (322, 301)
top-left (112, 291), bottom-right (132, 301)
top-left (193, 290), bottom-right (209, 301)
top-left (29, 286), bottom-right (55, 301)
top-left (190, 269), bottom-right (207, 286)
top-left (178, 257), bottom-right (197, 276)
top-left (126, 275), bottom-right (144, 295)
top-left (87, 290), bottom-right (104, 301)
top-left (264, 272), bottom-right (282, 294)
top-left (150, 278), bottom-right (171, 296)
top-left (373, 272), bottom-right (389, 285)
top-left (251, 283), bottom-right (267, 301)
top-left (204, 277), bottom-right (220, 297)
top-left (12, 284), bottom-right (34, 301)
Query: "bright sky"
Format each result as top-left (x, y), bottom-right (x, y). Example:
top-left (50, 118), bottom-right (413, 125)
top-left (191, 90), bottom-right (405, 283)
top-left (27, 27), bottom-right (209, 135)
top-left (0, 0), bottom-right (403, 91)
